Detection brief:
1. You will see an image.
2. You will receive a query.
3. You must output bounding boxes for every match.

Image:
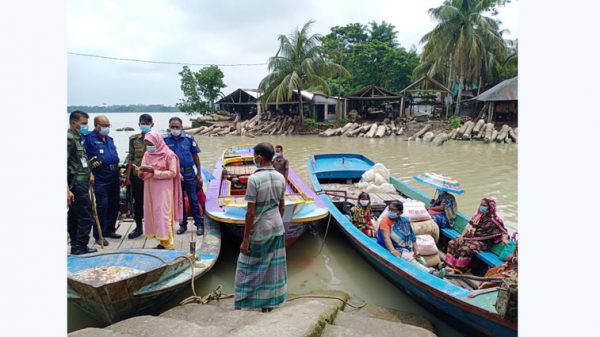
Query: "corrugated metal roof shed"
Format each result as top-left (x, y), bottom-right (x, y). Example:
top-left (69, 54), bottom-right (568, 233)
top-left (474, 77), bottom-right (518, 101)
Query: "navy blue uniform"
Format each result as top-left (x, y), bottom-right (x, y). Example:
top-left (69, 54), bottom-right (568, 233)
top-left (164, 133), bottom-right (203, 229)
top-left (84, 130), bottom-right (121, 239)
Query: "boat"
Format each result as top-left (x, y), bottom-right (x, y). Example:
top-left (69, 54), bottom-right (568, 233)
top-left (67, 217), bottom-right (221, 324)
top-left (307, 153), bottom-right (517, 337)
top-left (205, 144), bottom-right (329, 247)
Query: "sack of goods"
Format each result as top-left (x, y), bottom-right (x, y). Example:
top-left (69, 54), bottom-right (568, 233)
top-left (416, 235), bottom-right (438, 255)
top-left (356, 163), bottom-right (396, 193)
top-left (411, 219), bottom-right (439, 242)
top-left (402, 199), bottom-right (432, 222)
top-left (420, 252), bottom-right (441, 268)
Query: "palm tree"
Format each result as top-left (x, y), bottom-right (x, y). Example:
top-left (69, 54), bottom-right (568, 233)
top-left (418, 0), bottom-right (509, 116)
top-left (259, 20), bottom-right (349, 125)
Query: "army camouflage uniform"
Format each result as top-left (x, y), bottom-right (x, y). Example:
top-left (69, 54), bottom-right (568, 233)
top-left (67, 128), bottom-right (94, 252)
top-left (128, 133), bottom-right (147, 226)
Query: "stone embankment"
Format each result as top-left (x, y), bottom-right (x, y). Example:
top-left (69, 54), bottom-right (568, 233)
top-left (69, 290), bottom-right (437, 337)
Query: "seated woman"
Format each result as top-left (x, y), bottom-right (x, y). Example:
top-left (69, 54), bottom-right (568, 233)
top-left (445, 197), bottom-right (509, 272)
top-left (349, 192), bottom-right (376, 237)
top-left (377, 201), bottom-right (445, 278)
top-left (428, 189), bottom-right (458, 229)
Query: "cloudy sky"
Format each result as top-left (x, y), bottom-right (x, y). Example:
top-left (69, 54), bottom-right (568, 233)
top-left (67, 0), bottom-right (518, 106)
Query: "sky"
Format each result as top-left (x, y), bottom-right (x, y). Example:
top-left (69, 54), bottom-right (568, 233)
top-left (67, 0), bottom-right (518, 106)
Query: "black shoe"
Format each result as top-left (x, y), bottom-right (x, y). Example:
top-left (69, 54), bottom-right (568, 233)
top-left (155, 244), bottom-right (165, 249)
top-left (128, 229), bottom-right (143, 239)
top-left (71, 247), bottom-right (98, 255)
top-left (196, 227), bottom-right (204, 236)
top-left (176, 226), bottom-right (187, 235)
top-left (95, 239), bottom-right (109, 246)
top-left (106, 232), bottom-right (122, 239)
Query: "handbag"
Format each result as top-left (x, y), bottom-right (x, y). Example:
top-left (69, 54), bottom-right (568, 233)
top-left (498, 232), bottom-right (518, 261)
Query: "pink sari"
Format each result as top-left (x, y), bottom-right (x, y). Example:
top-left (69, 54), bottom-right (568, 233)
top-left (138, 132), bottom-right (183, 247)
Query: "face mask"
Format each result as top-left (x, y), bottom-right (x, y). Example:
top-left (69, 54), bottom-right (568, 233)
top-left (479, 206), bottom-right (488, 213)
top-left (359, 200), bottom-right (369, 207)
top-left (79, 124), bottom-right (89, 135)
top-left (387, 212), bottom-right (399, 220)
top-left (146, 145), bottom-right (157, 152)
top-left (99, 126), bottom-right (110, 136)
top-left (274, 153), bottom-right (281, 159)
top-left (253, 157), bottom-right (261, 168)
top-left (140, 124), bottom-right (152, 133)
top-left (170, 129), bottom-right (181, 137)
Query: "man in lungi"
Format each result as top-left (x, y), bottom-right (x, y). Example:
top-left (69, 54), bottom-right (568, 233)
top-left (235, 142), bottom-right (287, 312)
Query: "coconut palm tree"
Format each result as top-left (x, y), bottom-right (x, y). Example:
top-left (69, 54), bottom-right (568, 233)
top-left (259, 20), bottom-right (349, 125)
top-left (418, 0), bottom-right (509, 116)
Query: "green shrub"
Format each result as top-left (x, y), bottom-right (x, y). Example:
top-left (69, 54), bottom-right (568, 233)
top-left (450, 116), bottom-right (461, 129)
top-left (337, 118), bottom-right (347, 126)
top-left (304, 118), bottom-right (317, 127)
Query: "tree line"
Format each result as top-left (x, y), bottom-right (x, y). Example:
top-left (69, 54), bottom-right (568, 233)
top-left (67, 104), bottom-right (180, 113)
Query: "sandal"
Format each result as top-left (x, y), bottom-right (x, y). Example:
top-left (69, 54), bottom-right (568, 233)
top-left (437, 267), bottom-right (446, 279)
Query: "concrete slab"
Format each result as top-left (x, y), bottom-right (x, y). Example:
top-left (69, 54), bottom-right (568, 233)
top-left (322, 324), bottom-right (377, 337)
top-left (105, 315), bottom-right (229, 337)
top-left (344, 303), bottom-right (436, 333)
top-left (334, 311), bottom-right (437, 337)
top-left (68, 327), bottom-right (137, 337)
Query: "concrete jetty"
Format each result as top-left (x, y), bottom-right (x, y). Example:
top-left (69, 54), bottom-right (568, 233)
top-left (69, 290), bottom-right (437, 337)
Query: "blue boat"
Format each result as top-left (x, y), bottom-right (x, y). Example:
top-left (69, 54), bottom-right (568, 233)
top-left (67, 218), bottom-right (221, 324)
top-left (307, 153), bottom-right (517, 337)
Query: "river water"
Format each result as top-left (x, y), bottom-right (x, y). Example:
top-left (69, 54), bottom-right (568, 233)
top-left (68, 112), bottom-right (517, 336)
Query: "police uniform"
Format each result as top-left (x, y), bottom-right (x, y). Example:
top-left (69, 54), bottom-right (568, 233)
top-left (128, 133), bottom-right (147, 234)
top-left (67, 128), bottom-right (94, 254)
top-left (84, 130), bottom-right (121, 240)
top-left (164, 132), bottom-right (204, 231)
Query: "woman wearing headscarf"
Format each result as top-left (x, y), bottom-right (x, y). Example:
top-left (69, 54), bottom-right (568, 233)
top-left (428, 189), bottom-right (458, 229)
top-left (377, 201), bottom-right (445, 278)
top-left (135, 131), bottom-right (183, 249)
top-left (445, 197), bottom-right (509, 272)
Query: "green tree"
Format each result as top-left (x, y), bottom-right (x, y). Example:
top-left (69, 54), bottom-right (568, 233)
top-left (417, 0), bottom-right (510, 115)
top-left (176, 65), bottom-right (226, 115)
top-left (259, 20), bottom-right (349, 125)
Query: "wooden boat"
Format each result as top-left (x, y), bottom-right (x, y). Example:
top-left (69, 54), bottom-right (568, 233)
top-left (307, 153), bottom-right (517, 337)
top-left (205, 144), bottom-right (328, 247)
top-left (67, 217), bottom-right (221, 324)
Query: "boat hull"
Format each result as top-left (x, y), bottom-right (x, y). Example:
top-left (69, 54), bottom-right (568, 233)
top-left (67, 218), bottom-right (221, 324)
top-left (206, 145), bottom-right (328, 248)
top-left (308, 153), bottom-right (517, 337)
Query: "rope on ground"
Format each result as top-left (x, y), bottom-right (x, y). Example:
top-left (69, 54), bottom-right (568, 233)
top-left (179, 283), bottom-right (234, 306)
top-left (287, 294), bottom-right (367, 309)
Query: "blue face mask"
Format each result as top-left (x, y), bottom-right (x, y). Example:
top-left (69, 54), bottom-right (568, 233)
top-left (479, 206), bottom-right (488, 213)
top-left (170, 129), bottom-right (181, 137)
top-left (99, 126), bottom-right (110, 136)
top-left (79, 124), bottom-right (89, 135)
top-left (387, 211), bottom-right (399, 220)
top-left (140, 124), bottom-right (152, 133)
top-left (253, 157), bottom-right (261, 168)
top-left (274, 153), bottom-right (281, 159)
top-left (146, 145), bottom-right (157, 152)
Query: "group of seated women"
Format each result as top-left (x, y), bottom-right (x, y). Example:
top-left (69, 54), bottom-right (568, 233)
top-left (349, 189), bottom-right (515, 278)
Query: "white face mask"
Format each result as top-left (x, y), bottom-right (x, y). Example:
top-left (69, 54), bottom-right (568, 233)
top-left (359, 200), bottom-right (369, 207)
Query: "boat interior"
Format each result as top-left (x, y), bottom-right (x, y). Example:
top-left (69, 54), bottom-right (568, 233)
top-left (319, 176), bottom-right (503, 292)
top-left (217, 152), bottom-right (310, 207)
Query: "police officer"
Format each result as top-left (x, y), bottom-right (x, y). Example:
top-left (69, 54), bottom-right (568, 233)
top-left (124, 114), bottom-right (154, 239)
top-left (164, 117), bottom-right (204, 236)
top-left (67, 110), bottom-right (97, 255)
top-left (84, 115), bottom-right (122, 246)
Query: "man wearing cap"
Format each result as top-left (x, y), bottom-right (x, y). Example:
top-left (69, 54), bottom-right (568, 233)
top-left (84, 115), bottom-right (122, 246)
top-left (67, 110), bottom-right (97, 255)
top-left (124, 114), bottom-right (154, 239)
top-left (164, 117), bottom-right (204, 236)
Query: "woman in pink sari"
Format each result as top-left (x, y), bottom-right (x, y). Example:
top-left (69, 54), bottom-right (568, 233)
top-left (135, 131), bottom-right (183, 249)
